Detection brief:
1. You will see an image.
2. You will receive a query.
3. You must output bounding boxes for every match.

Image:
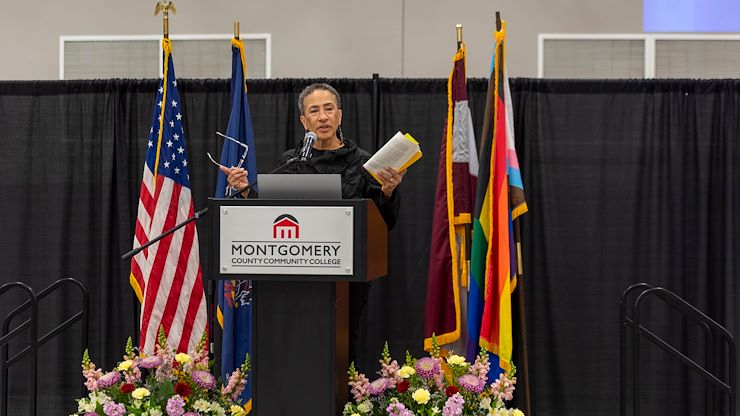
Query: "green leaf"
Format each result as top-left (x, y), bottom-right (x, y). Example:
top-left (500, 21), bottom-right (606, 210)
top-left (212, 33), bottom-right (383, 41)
top-left (156, 380), bottom-right (175, 404)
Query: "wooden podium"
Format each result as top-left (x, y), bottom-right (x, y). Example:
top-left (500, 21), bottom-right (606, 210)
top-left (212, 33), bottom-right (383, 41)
top-left (208, 198), bottom-right (388, 415)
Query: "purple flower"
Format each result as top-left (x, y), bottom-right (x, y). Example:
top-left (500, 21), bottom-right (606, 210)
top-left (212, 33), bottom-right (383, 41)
top-left (182, 413), bottom-right (199, 416)
top-left (138, 356), bottom-right (163, 369)
top-left (84, 413), bottom-right (99, 416)
top-left (97, 371), bottom-right (121, 389)
top-left (192, 370), bottom-right (217, 389)
top-left (386, 400), bottom-right (413, 416)
top-left (457, 374), bottom-right (484, 393)
top-left (103, 401), bottom-right (126, 416)
top-left (368, 378), bottom-right (389, 396)
top-left (166, 395), bottom-right (185, 416)
top-left (442, 393), bottom-right (464, 416)
top-left (415, 357), bottom-right (441, 378)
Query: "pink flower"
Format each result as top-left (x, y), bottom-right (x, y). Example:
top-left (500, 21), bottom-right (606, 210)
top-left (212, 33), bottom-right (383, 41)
top-left (368, 378), bottom-right (389, 396)
top-left (379, 359), bottom-right (401, 384)
top-left (221, 368), bottom-right (247, 401)
top-left (469, 352), bottom-right (491, 384)
top-left (457, 374), bottom-right (484, 393)
top-left (415, 357), bottom-right (441, 378)
top-left (192, 370), bottom-right (216, 389)
top-left (348, 372), bottom-right (370, 402)
top-left (166, 395), bottom-right (186, 416)
top-left (138, 356), bottom-right (162, 369)
top-left (491, 372), bottom-right (517, 402)
top-left (386, 400), bottom-right (413, 416)
top-left (97, 371), bottom-right (121, 389)
top-left (103, 401), bottom-right (126, 416)
top-left (82, 363), bottom-right (103, 392)
top-left (442, 393), bottom-right (464, 416)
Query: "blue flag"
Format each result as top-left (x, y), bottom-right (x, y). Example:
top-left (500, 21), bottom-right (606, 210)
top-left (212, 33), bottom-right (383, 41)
top-left (217, 38), bottom-right (258, 413)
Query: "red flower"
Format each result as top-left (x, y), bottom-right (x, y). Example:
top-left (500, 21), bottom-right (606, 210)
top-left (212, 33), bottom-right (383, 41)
top-left (396, 380), bottom-right (410, 393)
top-left (174, 382), bottom-right (191, 397)
top-left (120, 383), bottom-right (135, 394)
top-left (445, 385), bottom-right (459, 397)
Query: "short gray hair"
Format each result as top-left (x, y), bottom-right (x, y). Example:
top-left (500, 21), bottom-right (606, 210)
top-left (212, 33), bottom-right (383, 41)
top-left (297, 83), bottom-right (342, 115)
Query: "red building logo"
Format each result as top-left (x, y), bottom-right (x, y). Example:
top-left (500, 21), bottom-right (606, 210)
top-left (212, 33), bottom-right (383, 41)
top-left (273, 214), bottom-right (300, 239)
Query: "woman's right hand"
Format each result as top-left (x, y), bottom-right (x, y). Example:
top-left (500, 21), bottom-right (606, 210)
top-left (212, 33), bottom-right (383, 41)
top-left (219, 166), bottom-right (250, 197)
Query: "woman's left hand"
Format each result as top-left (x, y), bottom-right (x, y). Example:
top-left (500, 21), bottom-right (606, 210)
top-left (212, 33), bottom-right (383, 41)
top-left (378, 167), bottom-right (406, 198)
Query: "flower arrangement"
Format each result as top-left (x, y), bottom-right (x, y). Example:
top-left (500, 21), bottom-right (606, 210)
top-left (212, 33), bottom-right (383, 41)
top-left (343, 338), bottom-right (524, 416)
top-left (72, 329), bottom-right (249, 416)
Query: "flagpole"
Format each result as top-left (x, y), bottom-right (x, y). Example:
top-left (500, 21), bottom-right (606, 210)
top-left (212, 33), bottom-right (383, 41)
top-left (514, 219), bottom-right (532, 416)
top-left (456, 24), bottom-right (463, 50)
top-left (497, 10), bottom-right (532, 415)
top-left (154, 0), bottom-right (176, 39)
top-left (234, 21), bottom-right (240, 40)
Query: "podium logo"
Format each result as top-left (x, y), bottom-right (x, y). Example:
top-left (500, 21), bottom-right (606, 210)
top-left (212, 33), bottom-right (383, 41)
top-left (273, 214), bottom-right (300, 239)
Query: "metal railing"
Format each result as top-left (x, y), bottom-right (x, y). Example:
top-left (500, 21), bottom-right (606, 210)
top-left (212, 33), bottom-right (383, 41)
top-left (620, 283), bottom-right (736, 416)
top-left (0, 278), bottom-right (88, 416)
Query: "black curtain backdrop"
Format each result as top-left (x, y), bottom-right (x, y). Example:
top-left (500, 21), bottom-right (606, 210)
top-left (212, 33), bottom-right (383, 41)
top-left (0, 78), bottom-right (738, 415)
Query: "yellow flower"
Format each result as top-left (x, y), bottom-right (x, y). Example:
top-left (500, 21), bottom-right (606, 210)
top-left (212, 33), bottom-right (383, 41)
top-left (511, 409), bottom-right (525, 416)
top-left (116, 360), bottom-right (133, 371)
top-left (398, 365), bottom-right (416, 378)
top-left (175, 353), bottom-right (192, 364)
top-left (131, 387), bottom-right (151, 400)
top-left (412, 388), bottom-right (431, 404)
top-left (350, 414), bottom-right (360, 416)
top-left (230, 405), bottom-right (246, 416)
top-left (446, 355), bottom-right (467, 366)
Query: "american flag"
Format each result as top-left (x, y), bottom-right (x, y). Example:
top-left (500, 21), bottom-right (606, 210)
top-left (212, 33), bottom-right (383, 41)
top-left (129, 39), bottom-right (206, 354)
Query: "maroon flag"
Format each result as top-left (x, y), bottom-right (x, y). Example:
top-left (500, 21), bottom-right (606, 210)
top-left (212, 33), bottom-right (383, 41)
top-left (424, 43), bottom-right (479, 351)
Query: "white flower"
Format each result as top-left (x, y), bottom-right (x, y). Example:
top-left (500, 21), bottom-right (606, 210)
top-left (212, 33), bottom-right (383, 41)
top-left (77, 398), bottom-right (95, 413)
top-left (431, 406), bottom-right (441, 414)
top-left (446, 355), bottom-right (467, 366)
top-left (209, 402), bottom-right (226, 416)
top-left (398, 365), bottom-right (416, 378)
top-left (193, 399), bottom-right (211, 412)
top-left (480, 397), bottom-right (492, 410)
top-left (412, 388), bottom-right (431, 404)
top-left (357, 400), bottom-right (373, 413)
top-left (149, 409), bottom-right (163, 416)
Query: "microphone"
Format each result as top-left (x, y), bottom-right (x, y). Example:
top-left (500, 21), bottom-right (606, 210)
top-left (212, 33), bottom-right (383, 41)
top-left (299, 131), bottom-right (317, 161)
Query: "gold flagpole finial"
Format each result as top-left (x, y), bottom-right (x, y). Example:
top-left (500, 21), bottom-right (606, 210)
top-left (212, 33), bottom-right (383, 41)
top-left (234, 21), bottom-right (240, 40)
top-left (154, 1), bottom-right (177, 39)
top-left (456, 24), bottom-right (463, 49)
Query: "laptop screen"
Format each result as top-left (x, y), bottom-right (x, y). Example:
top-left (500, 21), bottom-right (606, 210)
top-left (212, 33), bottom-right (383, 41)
top-left (257, 174), bottom-right (342, 200)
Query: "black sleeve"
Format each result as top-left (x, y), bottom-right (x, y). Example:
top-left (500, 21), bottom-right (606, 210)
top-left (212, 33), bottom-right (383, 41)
top-left (361, 167), bottom-right (401, 230)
